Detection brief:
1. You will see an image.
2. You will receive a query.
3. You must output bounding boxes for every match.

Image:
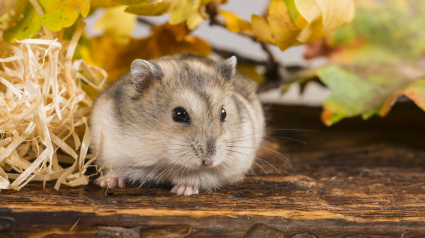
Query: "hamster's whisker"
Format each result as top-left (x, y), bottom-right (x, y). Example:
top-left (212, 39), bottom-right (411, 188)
top-left (272, 129), bottom-right (317, 132)
top-left (141, 160), bottom-right (167, 183)
top-left (155, 155), bottom-right (183, 183)
top-left (220, 148), bottom-right (284, 176)
top-left (248, 167), bottom-right (258, 178)
top-left (254, 157), bottom-right (284, 177)
top-left (164, 164), bottom-right (178, 179)
top-left (223, 130), bottom-right (264, 143)
top-left (119, 161), bottom-right (138, 173)
top-left (224, 135), bottom-right (306, 145)
top-left (135, 159), bottom-right (168, 189)
top-left (151, 163), bottom-right (173, 188)
top-left (252, 161), bottom-right (269, 177)
top-left (269, 136), bottom-right (306, 144)
top-left (222, 145), bottom-right (260, 150)
top-left (141, 156), bottom-right (173, 185)
top-left (258, 147), bottom-right (297, 172)
top-left (222, 136), bottom-right (266, 144)
top-left (167, 163), bottom-right (182, 177)
top-left (138, 135), bottom-right (190, 145)
top-left (222, 145), bottom-right (295, 171)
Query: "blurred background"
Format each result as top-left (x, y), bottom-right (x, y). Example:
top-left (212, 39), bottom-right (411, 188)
top-left (84, 0), bottom-right (331, 106)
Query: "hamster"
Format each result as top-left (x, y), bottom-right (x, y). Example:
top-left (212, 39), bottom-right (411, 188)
top-left (89, 54), bottom-right (265, 195)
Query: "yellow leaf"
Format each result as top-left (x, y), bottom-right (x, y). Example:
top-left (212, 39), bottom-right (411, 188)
top-left (267, 0), bottom-right (300, 50)
top-left (94, 6), bottom-right (136, 43)
top-left (91, 0), bottom-right (119, 8)
top-left (168, 0), bottom-right (204, 30)
top-left (219, 11), bottom-right (252, 33)
top-left (264, 0), bottom-right (355, 51)
top-left (39, 0), bottom-right (91, 31)
top-left (237, 64), bottom-right (265, 84)
top-left (3, 3), bottom-right (41, 43)
top-left (122, 0), bottom-right (206, 29)
top-left (201, 0), bottom-right (226, 4)
top-left (113, 0), bottom-right (162, 5)
top-left (307, 0), bottom-right (355, 36)
top-left (169, 0), bottom-right (191, 25)
top-left (187, 10), bottom-right (204, 29)
top-left (124, 0), bottom-right (184, 16)
top-left (293, 0), bottom-right (323, 42)
top-left (251, 14), bottom-right (276, 44)
top-left (86, 23), bottom-right (211, 82)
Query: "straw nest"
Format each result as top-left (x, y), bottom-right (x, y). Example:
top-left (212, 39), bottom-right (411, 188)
top-left (0, 22), bottom-right (107, 191)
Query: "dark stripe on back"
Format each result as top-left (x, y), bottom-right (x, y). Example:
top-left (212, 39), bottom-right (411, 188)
top-left (232, 93), bottom-right (256, 145)
top-left (231, 94), bottom-right (243, 124)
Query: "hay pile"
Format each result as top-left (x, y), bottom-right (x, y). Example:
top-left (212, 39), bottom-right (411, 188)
top-left (0, 22), bottom-right (107, 191)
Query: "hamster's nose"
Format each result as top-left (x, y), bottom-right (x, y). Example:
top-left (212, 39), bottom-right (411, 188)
top-left (202, 159), bottom-right (213, 167)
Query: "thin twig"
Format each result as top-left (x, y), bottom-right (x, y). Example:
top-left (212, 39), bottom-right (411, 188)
top-left (137, 17), bottom-right (155, 26)
top-left (212, 47), bottom-right (267, 66)
top-left (204, 1), bottom-right (287, 89)
top-left (137, 11), bottom-right (303, 92)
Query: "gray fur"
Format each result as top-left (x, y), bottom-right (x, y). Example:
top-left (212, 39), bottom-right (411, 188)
top-left (89, 53), bottom-right (265, 195)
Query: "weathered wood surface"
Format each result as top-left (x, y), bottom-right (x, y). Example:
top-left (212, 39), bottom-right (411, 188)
top-left (1, 102), bottom-right (425, 238)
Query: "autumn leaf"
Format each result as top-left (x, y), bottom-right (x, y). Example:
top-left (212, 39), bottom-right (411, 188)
top-left (169, 0), bottom-right (204, 30)
top-left (253, 0), bottom-right (355, 51)
top-left (91, 0), bottom-right (119, 8)
top-left (251, 15), bottom-right (275, 45)
top-left (318, 66), bottom-right (425, 126)
top-left (85, 23), bottom-right (211, 82)
top-left (115, 0), bottom-right (227, 30)
top-left (113, 0), bottom-right (163, 5)
top-left (39, 0), bottom-right (91, 31)
top-left (121, 0), bottom-right (185, 16)
top-left (311, 0), bottom-right (425, 125)
top-left (219, 11), bottom-right (252, 34)
top-left (237, 64), bottom-right (265, 84)
top-left (94, 6), bottom-right (137, 43)
top-left (3, 3), bottom-right (41, 43)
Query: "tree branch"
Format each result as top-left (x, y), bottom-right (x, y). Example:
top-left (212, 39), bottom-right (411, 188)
top-left (211, 46), bottom-right (305, 92)
top-left (204, 1), bottom-right (287, 90)
top-left (137, 17), bottom-right (155, 26)
top-left (137, 14), bottom-right (297, 92)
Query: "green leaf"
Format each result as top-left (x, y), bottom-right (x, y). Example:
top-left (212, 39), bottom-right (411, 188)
top-left (318, 66), bottom-right (424, 126)
top-left (119, 0), bottom-right (214, 29)
top-left (318, 66), bottom-right (381, 125)
top-left (263, 0), bottom-right (355, 51)
top-left (3, 3), bottom-right (41, 43)
top-left (94, 5), bottom-right (137, 43)
top-left (124, 0), bottom-right (184, 16)
top-left (38, 0), bottom-right (91, 31)
top-left (112, 0), bottom-right (161, 5)
top-left (314, 0), bottom-right (425, 125)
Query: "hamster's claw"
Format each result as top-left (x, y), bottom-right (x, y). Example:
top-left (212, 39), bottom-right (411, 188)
top-left (171, 184), bottom-right (199, 196)
top-left (96, 176), bottom-right (125, 188)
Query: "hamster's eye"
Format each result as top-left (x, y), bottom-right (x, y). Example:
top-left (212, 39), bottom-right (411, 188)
top-left (173, 107), bottom-right (190, 123)
top-left (220, 108), bottom-right (226, 122)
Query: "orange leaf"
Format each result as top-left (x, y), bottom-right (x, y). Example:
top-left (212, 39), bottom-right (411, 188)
top-left (86, 23), bottom-right (211, 82)
top-left (219, 11), bottom-right (252, 33)
top-left (251, 14), bottom-right (276, 45)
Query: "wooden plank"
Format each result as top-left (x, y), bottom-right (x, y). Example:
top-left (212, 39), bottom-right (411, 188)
top-left (1, 102), bottom-right (425, 237)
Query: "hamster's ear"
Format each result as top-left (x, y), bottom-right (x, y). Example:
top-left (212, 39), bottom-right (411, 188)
top-left (215, 56), bottom-right (237, 81)
top-left (131, 59), bottom-right (163, 91)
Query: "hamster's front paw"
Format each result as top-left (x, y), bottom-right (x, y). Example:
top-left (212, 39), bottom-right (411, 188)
top-left (171, 184), bottom-right (199, 195)
top-left (95, 176), bottom-right (125, 188)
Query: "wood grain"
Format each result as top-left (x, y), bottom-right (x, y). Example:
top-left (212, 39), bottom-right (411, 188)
top-left (1, 102), bottom-right (425, 238)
